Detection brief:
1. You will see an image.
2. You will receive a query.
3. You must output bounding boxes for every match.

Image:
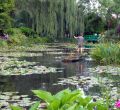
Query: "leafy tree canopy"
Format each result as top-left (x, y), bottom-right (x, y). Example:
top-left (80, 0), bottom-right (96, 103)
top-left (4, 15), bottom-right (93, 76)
top-left (0, 0), bottom-right (15, 29)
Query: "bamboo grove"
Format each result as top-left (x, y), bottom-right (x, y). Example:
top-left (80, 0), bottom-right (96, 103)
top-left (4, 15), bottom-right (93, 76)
top-left (15, 0), bottom-right (85, 39)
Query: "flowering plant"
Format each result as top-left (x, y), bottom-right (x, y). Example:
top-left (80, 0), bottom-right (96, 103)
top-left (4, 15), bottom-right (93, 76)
top-left (115, 100), bottom-right (120, 109)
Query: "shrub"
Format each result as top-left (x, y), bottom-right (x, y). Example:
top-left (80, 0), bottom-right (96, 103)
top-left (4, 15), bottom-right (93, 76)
top-left (6, 28), bottom-right (27, 45)
top-left (19, 27), bottom-right (36, 37)
top-left (90, 43), bottom-right (120, 64)
top-left (28, 36), bottom-right (53, 44)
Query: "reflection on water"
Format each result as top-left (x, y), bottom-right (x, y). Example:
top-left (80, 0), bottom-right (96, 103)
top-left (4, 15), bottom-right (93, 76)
top-left (76, 61), bottom-right (85, 77)
top-left (0, 45), bottom-right (94, 96)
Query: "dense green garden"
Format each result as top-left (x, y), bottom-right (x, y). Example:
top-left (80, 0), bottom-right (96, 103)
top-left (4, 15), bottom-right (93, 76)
top-left (0, 0), bottom-right (120, 110)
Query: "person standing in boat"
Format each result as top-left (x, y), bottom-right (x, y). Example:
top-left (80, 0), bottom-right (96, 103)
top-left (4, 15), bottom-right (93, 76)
top-left (74, 33), bottom-right (84, 54)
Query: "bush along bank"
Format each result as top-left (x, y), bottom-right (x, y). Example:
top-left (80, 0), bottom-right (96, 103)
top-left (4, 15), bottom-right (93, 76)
top-left (90, 43), bottom-right (120, 65)
top-left (0, 28), bottom-right (53, 47)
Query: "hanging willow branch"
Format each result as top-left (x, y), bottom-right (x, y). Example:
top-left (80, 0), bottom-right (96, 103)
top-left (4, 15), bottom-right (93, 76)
top-left (15, 0), bottom-right (85, 39)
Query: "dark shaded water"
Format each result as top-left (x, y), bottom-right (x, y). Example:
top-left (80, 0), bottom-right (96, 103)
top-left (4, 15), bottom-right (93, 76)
top-left (0, 44), bottom-right (94, 96)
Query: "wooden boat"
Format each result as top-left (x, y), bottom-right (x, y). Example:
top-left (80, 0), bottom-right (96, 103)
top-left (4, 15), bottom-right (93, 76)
top-left (62, 56), bottom-right (83, 63)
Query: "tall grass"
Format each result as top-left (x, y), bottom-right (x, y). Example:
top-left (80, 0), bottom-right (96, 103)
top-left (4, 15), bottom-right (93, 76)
top-left (90, 43), bottom-right (120, 65)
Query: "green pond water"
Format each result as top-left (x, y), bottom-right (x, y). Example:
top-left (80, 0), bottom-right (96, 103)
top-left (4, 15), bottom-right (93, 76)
top-left (0, 44), bottom-right (119, 109)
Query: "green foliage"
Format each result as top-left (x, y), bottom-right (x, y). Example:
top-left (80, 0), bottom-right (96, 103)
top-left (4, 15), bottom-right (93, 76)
top-left (29, 101), bottom-right (40, 110)
top-left (33, 90), bottom-right (54, 103)
top-left (0, 13), bottom-right (12, 29)
top-left (20, 27), bottom-right (36, 37)
top-left (10, 89), bottom-right (113, 110)
top-left (0, 0), bottom-right (15, 13)
top-left (0, 27), bottom-right (52, 48)
top-left (32, 89), bottom-right (108, 110)
top-left (98, 0), bottom-right (120, 35)
top-left (0, 39), bottom-right (8, 47)
top-left (0, 0), bottom-right (15, 29)
top-left (10, 105), bottom-right (23, 110)
top-left (84, 13), bottom-right (105, 33)
top-left (15, 0), bottom-right (85, 39)
top-left (98, 0), bottom-right (120, 17)
top-left (90, 43), bottom-right (120, 64)
top-left (106, 29), bottom-right (115, 36)
top-left (6, 28), bottom-right (27, 45)
top-left (104, 29), bottom-right (118, 40)
top-left (28, 37), bottom-right (53, 44)
top-left (32, 89), bottom-right (95, 110)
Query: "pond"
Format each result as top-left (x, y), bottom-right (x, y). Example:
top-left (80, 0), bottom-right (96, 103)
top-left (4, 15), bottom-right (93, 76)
top-left (0, 43), bottom-right (119, 109)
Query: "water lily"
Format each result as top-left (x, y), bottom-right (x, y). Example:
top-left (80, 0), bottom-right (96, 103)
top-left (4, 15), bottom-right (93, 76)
top-left (115, 100), bottom-right (120, 108)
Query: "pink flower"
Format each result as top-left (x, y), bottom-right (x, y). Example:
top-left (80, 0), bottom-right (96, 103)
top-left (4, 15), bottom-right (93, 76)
top-left (115, 100), bottom-right (120, 108)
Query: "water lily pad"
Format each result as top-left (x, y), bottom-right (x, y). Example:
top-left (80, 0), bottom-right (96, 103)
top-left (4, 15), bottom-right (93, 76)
top-left (0, 95), bottom-right (10, 100)
top-left (0, 57), bottom-right (59, 75)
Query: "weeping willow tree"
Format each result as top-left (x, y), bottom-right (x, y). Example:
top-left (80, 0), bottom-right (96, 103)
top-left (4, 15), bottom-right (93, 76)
top-left (75, 0), bottom-right (85, 34)
top-left (15, 0), bottom-right (86, 39)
